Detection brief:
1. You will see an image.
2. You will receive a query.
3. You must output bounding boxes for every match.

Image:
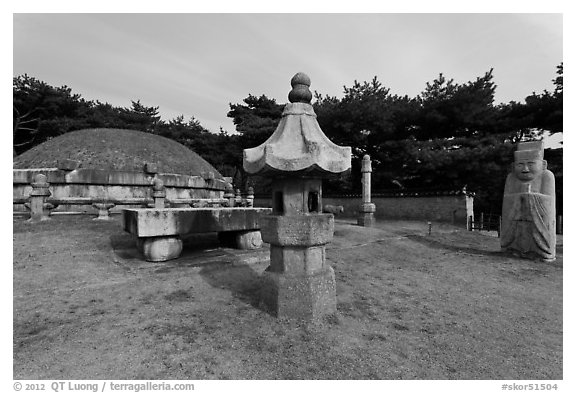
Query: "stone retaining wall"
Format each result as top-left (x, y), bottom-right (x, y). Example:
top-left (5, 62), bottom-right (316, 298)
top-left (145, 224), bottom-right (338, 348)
top-left (13, 168), bottom-right (227, 215)
top-left (254, 192), bottom-right (474, 227)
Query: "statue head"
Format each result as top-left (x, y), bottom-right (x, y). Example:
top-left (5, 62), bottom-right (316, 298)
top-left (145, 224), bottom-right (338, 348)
top-left (513, 148), bottom-right (546, 182)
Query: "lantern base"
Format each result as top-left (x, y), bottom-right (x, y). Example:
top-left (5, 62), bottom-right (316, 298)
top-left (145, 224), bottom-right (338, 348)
top-left (136, 236), bottom-right (183, 262)
top-left (260, 265), bottom-right (337, 321)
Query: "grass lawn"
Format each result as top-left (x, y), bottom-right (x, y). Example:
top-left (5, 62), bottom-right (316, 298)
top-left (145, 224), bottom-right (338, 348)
top-left (13, 215), bottom-right (562, 380)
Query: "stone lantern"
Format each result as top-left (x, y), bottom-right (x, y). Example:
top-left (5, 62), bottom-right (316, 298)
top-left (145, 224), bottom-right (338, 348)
top-left (28, 173), bottom-right (52, 222)
top-left (243, 72), bottom-right (351, 320)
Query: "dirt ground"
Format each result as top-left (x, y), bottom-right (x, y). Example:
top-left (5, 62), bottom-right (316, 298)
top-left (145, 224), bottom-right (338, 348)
top-left (13, 215), bottom-right (563, 380)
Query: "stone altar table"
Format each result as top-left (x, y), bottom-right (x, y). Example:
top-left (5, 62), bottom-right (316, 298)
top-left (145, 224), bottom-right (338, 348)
top-left (122, 207), bottom-right (271, 262)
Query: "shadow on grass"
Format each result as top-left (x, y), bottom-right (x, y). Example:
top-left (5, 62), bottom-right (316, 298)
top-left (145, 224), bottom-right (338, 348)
top-left (198, 263), bottom-right (266, 311)
top-left (109, 231), bottom-right (258, 268)
top-left (109, 233), bottom-right (140, 261)
top-left (407, 233), bottom-right (563, 267)
top-left (406, 234), bottom-right (510, 259)
top-left (109, 230), bottom-right (272, 316)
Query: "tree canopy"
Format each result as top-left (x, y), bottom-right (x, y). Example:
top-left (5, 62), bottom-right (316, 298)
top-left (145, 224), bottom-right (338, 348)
top-left (226, 65), bottom-right (562, 213)
top-left (12, 74), bottom-right (238, 179)
top-left (14, 63), bottom-right (563, 214)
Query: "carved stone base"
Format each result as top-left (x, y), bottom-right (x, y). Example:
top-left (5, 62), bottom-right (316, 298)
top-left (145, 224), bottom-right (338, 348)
top-left (357, 212), bottom-right (375, 227)
top-left (357, 202), bottom-right (376, 227)
top-left (235, 230), bottom-right (263, 249)
top-left (218, 230), bottom-right (263, 249)
top-left (501, 247), bottom-right (557, 263)
top-left (27, 199), bottom-right (51, 223)
top-left (93, 203), bottom-right (115, 220)
top-left (260, 266), bottom-right (337, 320)
top-left (136, 236), bottom-right (183, 262)
top-left (27, 214), bottom-right (50, 223)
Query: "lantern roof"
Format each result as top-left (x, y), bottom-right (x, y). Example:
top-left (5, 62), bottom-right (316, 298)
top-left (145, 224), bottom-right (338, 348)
top-left (243, 73), bottom-right (351, 177)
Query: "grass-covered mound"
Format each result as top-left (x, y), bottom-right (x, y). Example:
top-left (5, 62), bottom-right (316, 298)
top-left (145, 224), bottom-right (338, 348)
top-left (13, 128), bottom-right (221, 177)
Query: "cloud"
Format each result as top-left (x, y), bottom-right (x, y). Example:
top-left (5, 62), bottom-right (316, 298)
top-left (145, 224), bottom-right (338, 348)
top-left (13, 13), bottom-right (562, 133)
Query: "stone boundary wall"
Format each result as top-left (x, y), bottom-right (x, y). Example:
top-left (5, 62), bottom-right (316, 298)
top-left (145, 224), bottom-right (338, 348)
top-left (13, 168), bottom-right (227, 215)
top-left (254, 192), bottom-right (474, 227)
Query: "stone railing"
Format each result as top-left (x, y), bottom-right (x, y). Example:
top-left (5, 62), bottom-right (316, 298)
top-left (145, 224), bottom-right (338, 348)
top-left (13, 163), bottom-right (254, 221)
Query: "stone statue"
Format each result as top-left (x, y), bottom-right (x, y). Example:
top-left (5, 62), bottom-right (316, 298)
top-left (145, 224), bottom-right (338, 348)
top-left (501, 141), bottom-right (556, 262)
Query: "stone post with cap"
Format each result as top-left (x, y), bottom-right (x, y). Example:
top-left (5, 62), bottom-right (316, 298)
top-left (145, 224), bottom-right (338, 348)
top-left (246, 186), bottom-right (255, 208)
top-left (152, 178), bottom-right (166, 209)
top-left (235, 188), bottom-right (243, 207)
top-left (357, 154), bottom-right (376, 226)
top-left (224, 182), bottom-right (235, 207)
top-left (28, 173), bottom-right (52, 222)
top-left (243, 72), bottom-right (351, 320)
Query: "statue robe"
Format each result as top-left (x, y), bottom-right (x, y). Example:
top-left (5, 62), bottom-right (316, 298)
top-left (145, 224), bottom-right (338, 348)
top-left (500, 171), bottom-right (556, 261)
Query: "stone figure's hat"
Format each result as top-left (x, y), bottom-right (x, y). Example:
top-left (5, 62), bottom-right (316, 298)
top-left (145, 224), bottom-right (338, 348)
top-left (515, 140), bottom-right (544, 161)
top-left (243, 72), bottom-right (352, 177)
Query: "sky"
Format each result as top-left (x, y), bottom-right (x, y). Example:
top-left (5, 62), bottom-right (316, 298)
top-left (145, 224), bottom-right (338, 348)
top-left (12, 12), bottom-right (563, 144)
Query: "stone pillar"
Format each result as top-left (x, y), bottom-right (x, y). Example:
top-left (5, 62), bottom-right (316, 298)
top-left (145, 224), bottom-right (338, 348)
top-left (224, 183), bottom-right (235, 207)
top-left (358, 154), bottom-right (376, 226)
top-left (235, 188), bottom-right (243, 207)
top-left (28, 174), bottom-right (51, 222)
top-left (246, 186), bottom-right (255, 207)
top-left (152, 178), bottom-right (166, 209)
